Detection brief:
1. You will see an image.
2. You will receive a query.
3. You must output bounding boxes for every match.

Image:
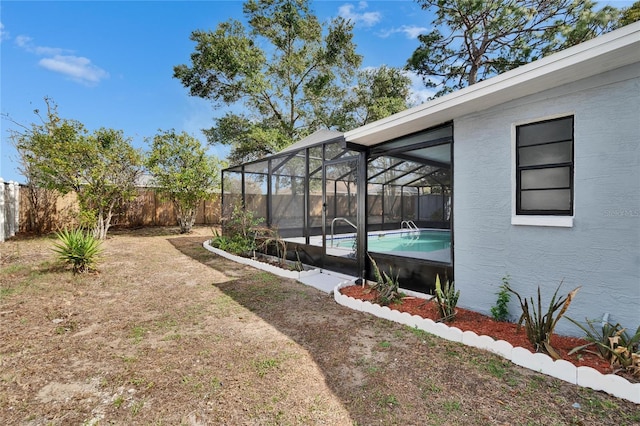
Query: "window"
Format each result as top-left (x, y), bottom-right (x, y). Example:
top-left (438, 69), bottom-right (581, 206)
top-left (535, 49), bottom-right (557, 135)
top-left (516, 116), bottom-right (574, 216)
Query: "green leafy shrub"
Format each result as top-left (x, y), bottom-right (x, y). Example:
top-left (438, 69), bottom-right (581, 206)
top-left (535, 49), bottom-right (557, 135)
top-left (368, 254), bottom-right (401, 306)
top-left (568, 318), bottom-right (640, 377)
top-left (490, 275), bottom-right (511, 322)
top-left (224, 204), bottom-right (262, 242)
top-left (505, 281), bottom-right (580, 359)
top-left (211, 231), bottom-right (256, 256)
top-left (52, 228), bottom-right (102, 274)
top-left (434, 274), bottom-right (459, 322)
top-left (212, 204), bottom-right (263, 255)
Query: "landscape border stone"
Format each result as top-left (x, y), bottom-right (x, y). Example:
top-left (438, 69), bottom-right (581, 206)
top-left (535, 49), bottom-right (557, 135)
top-left (199, 242), bottom-right (639, 404)
top-left (333, 280), bottom-right (640, 404)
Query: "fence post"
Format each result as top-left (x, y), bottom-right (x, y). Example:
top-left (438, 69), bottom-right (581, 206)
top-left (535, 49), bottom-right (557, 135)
top-left (7, 181), bottom-right (16, 239)
top-left (0, 178), bottom-right (5, 242)
top-left (14, 182), bottom-right (20, 234)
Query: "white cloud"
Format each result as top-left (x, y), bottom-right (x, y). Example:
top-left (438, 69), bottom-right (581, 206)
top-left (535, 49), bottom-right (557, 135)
top-left (39, 55), bottom-right (109, 85)
top-left (14, 34), bottom-right (31, 48)
top-left (0, 22), bottom-right (9, 42)
top-left (14, 34), bottom-right (108, 85)
top-left (15, 35), bottom-right (67, 55)
top-left (379, 25), bottom-right (428, 39)
top-left (404, 70), bottom-right (436, 106)
top-left (338, 2), bottom-right (381, 27)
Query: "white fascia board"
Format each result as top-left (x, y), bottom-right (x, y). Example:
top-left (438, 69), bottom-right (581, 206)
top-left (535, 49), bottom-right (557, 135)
top-left (345, 22), bottom-right (640, 146)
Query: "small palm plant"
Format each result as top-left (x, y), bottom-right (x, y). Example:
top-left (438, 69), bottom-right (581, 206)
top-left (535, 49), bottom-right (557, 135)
top-left (52, 228), bottom-right (103, 274)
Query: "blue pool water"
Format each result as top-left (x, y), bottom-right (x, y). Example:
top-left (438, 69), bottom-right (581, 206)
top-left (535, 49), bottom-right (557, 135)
top-left (332, 230), bottom-right (451, 253)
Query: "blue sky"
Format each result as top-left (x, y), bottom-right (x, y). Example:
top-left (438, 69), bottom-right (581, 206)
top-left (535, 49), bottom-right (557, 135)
top-left (0, 0), bottom-right (633, 183)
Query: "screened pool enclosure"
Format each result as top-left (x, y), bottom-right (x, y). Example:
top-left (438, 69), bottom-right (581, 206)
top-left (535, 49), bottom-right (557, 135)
top-left (221, 124), bottom-right (453, 293)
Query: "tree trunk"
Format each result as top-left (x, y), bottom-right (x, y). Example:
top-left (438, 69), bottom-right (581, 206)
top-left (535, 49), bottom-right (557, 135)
top-left (176, 202), bottom-right (197, 234)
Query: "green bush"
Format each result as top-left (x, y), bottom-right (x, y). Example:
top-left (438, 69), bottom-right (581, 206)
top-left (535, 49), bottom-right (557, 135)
top-left (212, 204), bottom-right (264, 256)
top-left (211, 230), bottom-right (256, 256)
top-left (490, 275), bottom-right (511, 322)
top-left (52, 228), bottom-right (102, 274)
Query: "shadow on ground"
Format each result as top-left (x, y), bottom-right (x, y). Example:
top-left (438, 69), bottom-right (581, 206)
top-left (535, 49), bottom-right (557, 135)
top-left (167, 235), bottom-right (640, 425)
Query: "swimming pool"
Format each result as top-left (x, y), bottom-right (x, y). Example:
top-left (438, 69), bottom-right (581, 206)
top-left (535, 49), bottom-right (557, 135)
top-left (331, 229), bottom-right (451, 253)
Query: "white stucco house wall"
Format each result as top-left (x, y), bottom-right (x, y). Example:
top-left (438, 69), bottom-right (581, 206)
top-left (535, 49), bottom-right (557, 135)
top-left (345, 22), bottom-right (640, 336)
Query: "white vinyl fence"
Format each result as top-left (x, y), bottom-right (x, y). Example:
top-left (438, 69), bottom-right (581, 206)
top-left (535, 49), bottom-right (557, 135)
top-left (1, 179), bottom-right (20, 242)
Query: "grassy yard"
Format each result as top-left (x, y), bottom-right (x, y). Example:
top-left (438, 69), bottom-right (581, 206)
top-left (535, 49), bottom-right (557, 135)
top-left (1, 227), bottom-right (638, 425)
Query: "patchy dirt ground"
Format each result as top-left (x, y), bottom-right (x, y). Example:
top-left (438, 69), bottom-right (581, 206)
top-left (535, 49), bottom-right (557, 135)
top-left (1, 227), bottom-right (638, 425)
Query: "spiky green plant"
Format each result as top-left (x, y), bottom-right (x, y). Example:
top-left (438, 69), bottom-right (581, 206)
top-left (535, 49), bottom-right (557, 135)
top-left (567, 317), bottom-right (624, 360)
top-left (434, 274), bottom-right (459, 322)
top-left (568, 318), bottom-right (640, 376)
top-left (368, 254), bottom-right (401, 306)
top-left (52, 228), bottom-right (102, 274)
top-left (504, 281), bottom-right (580, 359)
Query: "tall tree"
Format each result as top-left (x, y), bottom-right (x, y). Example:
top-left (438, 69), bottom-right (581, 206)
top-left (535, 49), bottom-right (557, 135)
top-left (617, 1), bottom-right (640, 27)
top-left (6, 104), bottom-right (58, 234)
top-left (339, 66), bottom-right (412, 130)
top-left (407, 0), bottom-right (620, 97)
top-left (174, 0), bottom-right (362, 165)
top-left (146, 130), bottom-right (224, 234)
top-left (11, 98), bottom-right (143, 239)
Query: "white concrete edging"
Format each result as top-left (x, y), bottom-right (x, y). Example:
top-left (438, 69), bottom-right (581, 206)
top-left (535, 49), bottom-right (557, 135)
top-left (333, 280), bottom-right (640, 404)
top-left (202, 240), bottom-right (321, 280)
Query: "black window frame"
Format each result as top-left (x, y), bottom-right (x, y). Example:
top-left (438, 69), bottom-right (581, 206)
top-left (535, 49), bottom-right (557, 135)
top-left (516, 116), bottom-right (574, 216)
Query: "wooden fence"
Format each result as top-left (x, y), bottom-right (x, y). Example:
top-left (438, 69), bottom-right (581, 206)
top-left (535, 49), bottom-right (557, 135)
top-left (8, 184), bottom-right (221, 236)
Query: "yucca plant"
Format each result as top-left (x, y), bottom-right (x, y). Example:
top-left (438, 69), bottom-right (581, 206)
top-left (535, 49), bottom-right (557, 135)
top-left (434, 274), bottom-right (460, 322)
top-left (567, 317), bottom-right (624, 360)
top-left (568, 318), bottom-right (640, 376)
top-left (368, 254), bottom-right (401, 306)
top-left (52, 228), bottom-right (102, 274)
top-left (505, 281), bottom-right (580, 359)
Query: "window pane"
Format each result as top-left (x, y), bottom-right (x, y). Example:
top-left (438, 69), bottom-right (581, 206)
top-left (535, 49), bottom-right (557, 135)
top-left (519, 141), bottom-right (572, 167)
top-left (517, 117), bottom-right (573, 147)
top-left (521, 167), bottom-right (570, 190)
top-left (521, 189), bottom-right (571, 211)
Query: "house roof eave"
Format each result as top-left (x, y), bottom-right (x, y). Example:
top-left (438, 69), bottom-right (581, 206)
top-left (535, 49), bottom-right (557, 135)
top-left (345, 22), bottom-right (640, 147)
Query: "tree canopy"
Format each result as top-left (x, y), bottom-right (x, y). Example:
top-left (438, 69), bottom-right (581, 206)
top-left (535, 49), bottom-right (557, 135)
top-left (174, 0), bottom-right (363, 165)
top-left (339, 66), bottom-right (412, 130)
top-left (617, 1), bottom-right (640, 27)
top-left (407, 0), bottom-right (621, 97)
top-left (146, 129), bottom-right (224, 234)
top-left (10, 98), bottom-right (143, 239)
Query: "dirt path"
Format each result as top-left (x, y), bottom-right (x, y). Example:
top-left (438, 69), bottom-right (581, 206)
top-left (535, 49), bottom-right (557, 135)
top-left (1, 227), bottom-right (638, 425)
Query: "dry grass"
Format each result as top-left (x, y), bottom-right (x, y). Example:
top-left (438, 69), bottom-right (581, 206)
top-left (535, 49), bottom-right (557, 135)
top-left (1, 226), bottom-right (638, 425)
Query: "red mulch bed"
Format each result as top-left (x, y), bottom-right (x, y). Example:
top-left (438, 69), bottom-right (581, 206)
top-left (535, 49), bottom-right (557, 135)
top-left (340, 285), bottom-right (618, 376)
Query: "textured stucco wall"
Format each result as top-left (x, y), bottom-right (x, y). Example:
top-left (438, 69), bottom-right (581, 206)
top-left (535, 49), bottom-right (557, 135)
top-left (453, 63), bottom-right (640, 336)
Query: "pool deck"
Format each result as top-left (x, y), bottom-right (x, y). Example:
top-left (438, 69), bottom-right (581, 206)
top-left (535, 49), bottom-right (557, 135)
top-left (297, 269), bottom-right (356, 293)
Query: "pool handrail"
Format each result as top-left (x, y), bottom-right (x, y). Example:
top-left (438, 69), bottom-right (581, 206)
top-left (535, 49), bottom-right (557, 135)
top-left (330, 217), bottom-right (357, 247)
top-left (401, 220), bottom-right (419, 232)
